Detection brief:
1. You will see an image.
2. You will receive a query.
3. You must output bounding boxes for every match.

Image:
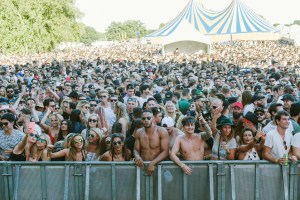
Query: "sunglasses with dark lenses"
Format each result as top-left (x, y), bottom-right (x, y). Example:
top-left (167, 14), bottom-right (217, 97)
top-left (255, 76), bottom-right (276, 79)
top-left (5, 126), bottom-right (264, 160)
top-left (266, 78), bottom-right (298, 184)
top-left (142, 117), bottom-right (152, 121)
top-left (30, 133), bottom-right (39, 138)
top-left (37, 137), bottom-right (46, 143)
top-left (90, 104), bottom-right (97, 107)
top-left (74, 139), bottom-right (83, 144)
top-left (83, 91), bottom-right (89, 93)
top-left (212, 106), bottom-right (218, 109)
top-left (106, 140), bottom-right (111, 145)
top-left (6, 90), bottom-right (14, 93)
top-left (88, 134), bottom-right (95, 138)
top-left (100, 96), bottom-right (107, 98)
top-left (0, 122), bottom-right (9, 126)
top-left (112, 141), bottom-right (122, 146)
top-left (89, 119), bottom-right (97, 123)
top-left (110, 99), bottom-right (118, 102)
top-left (256, 112), bottom-right (265, 116)
top-left (283, 140), bottom-right (287, 150)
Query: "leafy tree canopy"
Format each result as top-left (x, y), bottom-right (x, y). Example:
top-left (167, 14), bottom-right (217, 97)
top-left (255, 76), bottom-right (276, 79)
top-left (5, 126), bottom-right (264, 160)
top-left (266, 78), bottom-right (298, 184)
top-left (0, 0), bottom-right (83, 54)
top-left (105, 20), bottom-right (147, 41)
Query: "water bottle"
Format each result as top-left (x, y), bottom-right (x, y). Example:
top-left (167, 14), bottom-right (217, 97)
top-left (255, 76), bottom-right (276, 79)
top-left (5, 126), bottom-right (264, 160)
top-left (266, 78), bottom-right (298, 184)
top-left (283, 154), bottom-right (288, 166)
top-left (219, 140), bottom-right (227, 158)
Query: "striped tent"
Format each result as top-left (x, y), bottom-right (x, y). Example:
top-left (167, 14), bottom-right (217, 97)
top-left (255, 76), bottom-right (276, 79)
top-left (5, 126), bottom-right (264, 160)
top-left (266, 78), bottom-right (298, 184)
top-left (146, 0), bottom-right (279, 41)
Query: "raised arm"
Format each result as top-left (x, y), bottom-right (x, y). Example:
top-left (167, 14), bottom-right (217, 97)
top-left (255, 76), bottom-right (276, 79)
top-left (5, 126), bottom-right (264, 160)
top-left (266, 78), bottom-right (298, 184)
top-left (40, 108), bottom-right (51, 133)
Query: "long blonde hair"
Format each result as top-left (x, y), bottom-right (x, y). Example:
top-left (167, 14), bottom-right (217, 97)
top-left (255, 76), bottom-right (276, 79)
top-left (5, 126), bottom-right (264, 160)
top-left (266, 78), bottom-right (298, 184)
top-left (114, 102), bottom-right (129, 122)
top-left (87, 128), bottom-right (105, 158)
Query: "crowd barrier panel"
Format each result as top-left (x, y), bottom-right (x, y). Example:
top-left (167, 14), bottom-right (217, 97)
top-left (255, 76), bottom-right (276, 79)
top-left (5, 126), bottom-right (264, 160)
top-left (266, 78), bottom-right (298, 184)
top-left (0, 161), bottom-right (299, 200)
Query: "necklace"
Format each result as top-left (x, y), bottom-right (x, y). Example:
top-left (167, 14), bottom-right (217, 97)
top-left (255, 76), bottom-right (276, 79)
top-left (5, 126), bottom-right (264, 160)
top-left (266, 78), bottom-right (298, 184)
top-left (183, 136), bottom-right (192, 143)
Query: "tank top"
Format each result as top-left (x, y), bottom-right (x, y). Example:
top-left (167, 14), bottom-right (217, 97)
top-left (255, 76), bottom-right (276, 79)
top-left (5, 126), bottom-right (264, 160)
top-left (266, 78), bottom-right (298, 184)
top-left (243, 148), bottom-right (260, 160)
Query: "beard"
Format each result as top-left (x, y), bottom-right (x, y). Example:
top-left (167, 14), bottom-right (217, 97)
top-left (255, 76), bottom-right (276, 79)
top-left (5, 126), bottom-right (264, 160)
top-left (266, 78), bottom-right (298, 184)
top-left (233, 112), bottom-right (242, 119)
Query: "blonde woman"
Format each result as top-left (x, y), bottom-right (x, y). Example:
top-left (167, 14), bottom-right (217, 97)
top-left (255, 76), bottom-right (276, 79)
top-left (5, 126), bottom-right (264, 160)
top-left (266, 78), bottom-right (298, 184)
top-left (81, 114), bottom-right (104, 140)
top-left (40, 109), bottom-right (63, 144)
top-left (164, 101), bottom-right (181, 124)
top-left (29, 133), bottom-right (51, 162)
top-left (114, 102), bottom-right (130, 137)
top-left (76, 100), bottom-right (90, 123)
top-left (86, 128), bottom-right (105, 161)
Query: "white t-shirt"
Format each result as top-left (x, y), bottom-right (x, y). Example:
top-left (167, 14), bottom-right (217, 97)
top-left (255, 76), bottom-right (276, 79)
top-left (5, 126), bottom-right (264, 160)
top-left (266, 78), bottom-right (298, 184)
top-left (243, 104), bottom-right (254, 116)
top-left (264, 128), bottom-right (292, 159)
top-left (263, 121), bottom-right (294, 134)
top-left (291, 133), bottom-right (300, 148)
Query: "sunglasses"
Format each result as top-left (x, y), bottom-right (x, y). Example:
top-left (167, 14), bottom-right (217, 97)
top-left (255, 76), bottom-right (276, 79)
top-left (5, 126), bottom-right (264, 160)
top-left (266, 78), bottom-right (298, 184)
top-left (106, 140), bottom-right (111, 145)
top-left (112, 141), bottom-right (122, 146)
top-left (127, 98), bottom-right (137, 102)
top-left (83, 91), bottom-right (89, 93)
top-left (6, 91), bottom-right (14, 93)
top-left (85, 106), bottom-right (90, 109)
top-left (212, 106), bottom-right (218, 109)
top-left (74, 138), bottom-right (83, 144)
top-left (0, 122), bottom-right (9, 126)
top-left (88, 119), bottom-right (97, 123)
top-left (256, 112), bottom-right (264, 116)
top-left (283, 140), bottom-right (287, 150)
top-left (88, 134), bottom-right (96, 138)
top-left (142, 117), bottom-right (152, 121)
top-left (90, 104), bottom-right (97, 107)
top-left (110, 99), bottom-right (118, 102)
top-left (100, 96), bottom-right (107, 98)
top-left (37, 137), bottom-right (46, 143)
top-left (30, 133), bottom-right (39, 138)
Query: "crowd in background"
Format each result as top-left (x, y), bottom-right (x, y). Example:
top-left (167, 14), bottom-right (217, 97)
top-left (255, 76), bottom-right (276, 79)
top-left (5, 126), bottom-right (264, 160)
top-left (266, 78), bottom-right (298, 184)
top-left (1, 40), bottom-right (300, 174)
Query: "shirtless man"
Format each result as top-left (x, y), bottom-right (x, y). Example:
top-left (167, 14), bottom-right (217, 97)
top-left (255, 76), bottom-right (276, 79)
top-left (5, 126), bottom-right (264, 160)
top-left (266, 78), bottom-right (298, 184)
top-left (170, 116), bottom-right (211, 175)
top-left (134, 110), bottom-right (169, 176)
top-left (161, 116), bottom-right (184, 150)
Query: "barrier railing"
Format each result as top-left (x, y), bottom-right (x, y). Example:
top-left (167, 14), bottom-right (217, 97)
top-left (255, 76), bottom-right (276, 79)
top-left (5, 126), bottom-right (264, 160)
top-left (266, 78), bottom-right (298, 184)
top-left (0, 161), bottom-right (299, 200)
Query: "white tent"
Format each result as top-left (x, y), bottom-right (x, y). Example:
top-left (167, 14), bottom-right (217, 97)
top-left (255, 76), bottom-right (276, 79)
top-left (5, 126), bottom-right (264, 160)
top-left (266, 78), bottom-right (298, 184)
top-left (162, 19), bottom-right (211, 54)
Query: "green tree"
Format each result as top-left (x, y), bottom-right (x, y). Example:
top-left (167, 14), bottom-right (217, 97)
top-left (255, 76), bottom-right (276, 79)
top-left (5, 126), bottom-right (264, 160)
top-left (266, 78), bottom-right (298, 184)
top-left (0, 0), bottom-right (83, 54)
top-left (105, 20), bottom-right (147, 41)
top-left (80, 24), bottom-right (106, 44)
top-left (293, 20), bottom-right (300, 25)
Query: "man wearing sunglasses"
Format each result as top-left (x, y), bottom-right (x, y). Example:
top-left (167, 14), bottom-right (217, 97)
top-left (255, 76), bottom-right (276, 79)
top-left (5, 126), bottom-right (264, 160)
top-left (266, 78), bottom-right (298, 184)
top-left (134, 110), bottom-right (169, 176)
top-left (0, 113), bottom-right (24, 161)
top-left (263, 110), bottom-right (297, 165)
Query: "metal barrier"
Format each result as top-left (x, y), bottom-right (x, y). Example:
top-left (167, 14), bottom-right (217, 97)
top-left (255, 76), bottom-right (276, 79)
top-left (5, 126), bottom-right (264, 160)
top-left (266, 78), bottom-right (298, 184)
top-left (0, 161), bottom-right (299, 200)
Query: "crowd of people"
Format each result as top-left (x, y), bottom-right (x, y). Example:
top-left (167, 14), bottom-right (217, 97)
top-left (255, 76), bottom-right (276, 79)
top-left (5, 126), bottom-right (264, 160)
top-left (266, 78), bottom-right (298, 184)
top-left (1, 40), bottom-right (300, 175)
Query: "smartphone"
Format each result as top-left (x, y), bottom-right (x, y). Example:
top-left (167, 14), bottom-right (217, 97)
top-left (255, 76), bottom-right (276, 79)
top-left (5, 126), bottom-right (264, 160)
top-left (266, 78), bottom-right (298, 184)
top-left (1, 105), bottom-right (9, 110)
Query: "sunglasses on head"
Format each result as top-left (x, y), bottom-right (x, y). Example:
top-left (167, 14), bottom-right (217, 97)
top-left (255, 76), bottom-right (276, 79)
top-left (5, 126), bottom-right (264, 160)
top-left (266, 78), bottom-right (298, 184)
top-left (37, 137), bottom-right (46, 143)
top-left (112, 141), bottom-right (122, 146)
top-left (30, 133), bottom-right (39, 138)
top-left (88, 119), bottom-right (97, 123)
top-left (127, 98), bottom-right (137, 102)
top-left (142, 117), bottom-right (152, 121)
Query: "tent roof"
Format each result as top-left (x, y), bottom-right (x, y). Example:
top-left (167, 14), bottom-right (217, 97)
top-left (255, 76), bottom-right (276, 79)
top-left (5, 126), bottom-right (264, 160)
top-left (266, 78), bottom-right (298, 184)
top-left (146, 0), bottom-right (277, 37)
